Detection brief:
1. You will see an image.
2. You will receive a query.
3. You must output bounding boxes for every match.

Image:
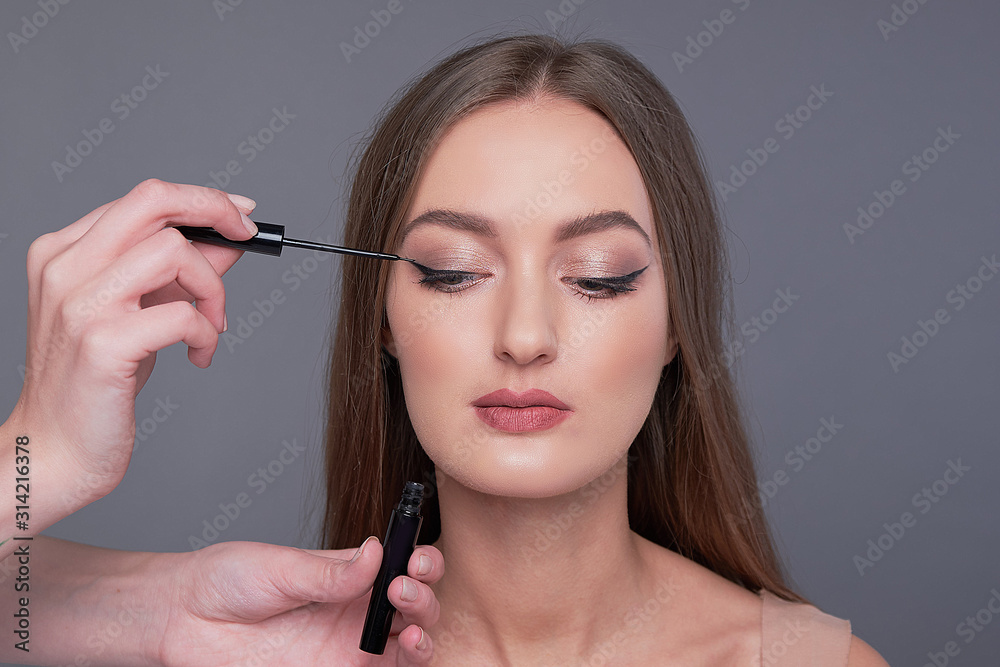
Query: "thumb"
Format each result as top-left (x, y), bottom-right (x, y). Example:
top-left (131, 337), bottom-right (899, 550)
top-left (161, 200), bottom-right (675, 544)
top-left (277, 536), bottom-right (383, 606)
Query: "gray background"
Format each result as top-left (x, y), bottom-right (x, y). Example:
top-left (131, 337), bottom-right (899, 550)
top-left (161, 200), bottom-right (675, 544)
top-left (1, 1), bottom-right (997, 664)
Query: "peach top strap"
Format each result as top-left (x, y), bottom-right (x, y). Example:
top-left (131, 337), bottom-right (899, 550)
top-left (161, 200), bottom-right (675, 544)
top-left (759, 589), bottom-right (852, 666)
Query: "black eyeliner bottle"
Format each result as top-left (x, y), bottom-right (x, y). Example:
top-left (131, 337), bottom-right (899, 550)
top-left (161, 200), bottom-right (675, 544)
top-left (359, 481), bottom-right (425, 654)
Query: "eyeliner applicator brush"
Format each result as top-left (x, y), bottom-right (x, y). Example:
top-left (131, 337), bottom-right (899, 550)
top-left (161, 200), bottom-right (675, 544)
top-left (174, 222), bottom-right (418, 263)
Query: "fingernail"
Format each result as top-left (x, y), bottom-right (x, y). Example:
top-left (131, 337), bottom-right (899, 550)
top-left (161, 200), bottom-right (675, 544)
top-left (417, 554), bottom-right (432, 576)
top-left (351, 536), bottom-right (375, 563)
top-left (227, 193), bottom-right (257, 211)
top-left (400, 578), bottom-right (417, 602)
top-left (241, 213), bottom-right (258, 237)
top-left (415, 627), bottom-right (428, 651)
top-left (222, 314), bottom-right (228, 332)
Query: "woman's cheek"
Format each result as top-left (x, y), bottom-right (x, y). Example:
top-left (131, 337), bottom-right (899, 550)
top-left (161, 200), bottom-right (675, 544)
top-left (395, 301), bottom-right (479, 459)
top-left (579, 303), bottom-right (667, 441)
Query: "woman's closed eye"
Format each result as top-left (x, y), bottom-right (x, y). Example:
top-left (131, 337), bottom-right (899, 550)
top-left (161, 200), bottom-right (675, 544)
top-left (569, 266), bottom-right (648, 301)
top-left (410, 262), bottom-right (479, 294)
top-left (412, 262), bottom-right (650, 301)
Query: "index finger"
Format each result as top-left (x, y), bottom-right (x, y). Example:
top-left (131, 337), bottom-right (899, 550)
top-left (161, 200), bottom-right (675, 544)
top-left (70, 179), bottom-right (257, 266)
top-left (408, 545), bottom-right (444, 584)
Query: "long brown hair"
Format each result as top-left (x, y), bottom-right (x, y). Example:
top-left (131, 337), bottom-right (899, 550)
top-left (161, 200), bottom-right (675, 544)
top-left (320, 33), bottom-right (807, 604)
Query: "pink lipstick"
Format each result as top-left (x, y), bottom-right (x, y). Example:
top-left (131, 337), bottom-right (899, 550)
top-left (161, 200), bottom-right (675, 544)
top-left (473, 388), bottom-right (572, 433)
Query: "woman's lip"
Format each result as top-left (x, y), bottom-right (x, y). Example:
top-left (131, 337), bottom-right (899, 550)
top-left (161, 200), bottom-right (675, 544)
top-left (473, 388), bottom-right (570, 409)
top-left (474, 406), bottom-right (572, 433)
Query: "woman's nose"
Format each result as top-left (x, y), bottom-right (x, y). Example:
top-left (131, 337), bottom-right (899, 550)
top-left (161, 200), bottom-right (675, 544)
top-left (493, 271), bottom-right (559, 365)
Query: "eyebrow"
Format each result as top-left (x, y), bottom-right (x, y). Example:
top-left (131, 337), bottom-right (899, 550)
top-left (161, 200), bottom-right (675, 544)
top-left (398, 208), bottom-right (653, 249)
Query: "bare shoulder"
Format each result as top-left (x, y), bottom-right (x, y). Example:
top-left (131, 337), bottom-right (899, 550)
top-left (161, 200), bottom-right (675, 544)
top-left (634, 534), bottom-right (761, 659)
top-left (847, 635), bottom-right (891, 666)
top-left (637, 535), bottom-right (889, 665)
top-left (636, 532), bottom-right (762, 606)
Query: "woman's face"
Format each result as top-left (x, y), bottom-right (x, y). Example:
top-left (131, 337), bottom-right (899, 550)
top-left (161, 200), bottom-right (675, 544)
top-left (382, 97), bottom-right (676, 498)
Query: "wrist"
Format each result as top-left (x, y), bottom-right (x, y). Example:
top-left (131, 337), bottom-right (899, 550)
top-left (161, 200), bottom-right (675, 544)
top-left (0, 538), bottom-right (171, 666)
top-left (60, 543), bottom-right (173, 667)
top-left (1, 409), bottom-right (113, 529)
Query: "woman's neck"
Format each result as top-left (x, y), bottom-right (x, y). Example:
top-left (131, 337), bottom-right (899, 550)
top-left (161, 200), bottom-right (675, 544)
top-left (427, 455), bottom-right (681, 664)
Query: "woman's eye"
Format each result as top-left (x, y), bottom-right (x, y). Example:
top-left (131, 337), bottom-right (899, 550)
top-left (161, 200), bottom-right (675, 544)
top-left (576, 278), bottom-right (615, 292)
top-left (416, 270), bottom-right (478, 293)
top-left (412, 263), bottom-right (650, 299)
top-left (569, 265), bottom-right (650, 301)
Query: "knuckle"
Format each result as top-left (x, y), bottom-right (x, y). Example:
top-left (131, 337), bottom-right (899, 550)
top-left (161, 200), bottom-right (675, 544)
top-left (39, 254), bottom-right (73, 292)
top-left (26, 233), bottom-right (57, 275)
top-left (207, 540), bottom-right (241, 560)
top-left (321, 557), bottom-right (339, 583)
top-left (194, 186), bottom-right (232, 219)
top-left (57, 294), bottom-right (86, 326)
top-left (158, 226), bottom-right (192, 256)
top-left (187, 185), bottom-right (217, 212)
top-left (77, 320), bottom-right (114, 360)
top-left (133, 178), bottom-right (174, 205)
top-left (179, 301), bottom-right (203, 327)
top-left (321, 555), bottom-right (351, 592)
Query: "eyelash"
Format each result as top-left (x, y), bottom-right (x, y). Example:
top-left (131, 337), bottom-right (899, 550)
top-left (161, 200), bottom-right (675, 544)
top-left (414, 264), bottom-right (649, 301)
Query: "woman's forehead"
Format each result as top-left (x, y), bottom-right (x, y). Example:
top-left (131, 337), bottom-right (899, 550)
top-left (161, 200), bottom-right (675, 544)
top-left (406, 98), bottom-right (655, 242)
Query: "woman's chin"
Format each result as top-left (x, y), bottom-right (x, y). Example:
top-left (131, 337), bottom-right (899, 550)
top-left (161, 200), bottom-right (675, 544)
top-left (431, 449), bottom-right (623, 500)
